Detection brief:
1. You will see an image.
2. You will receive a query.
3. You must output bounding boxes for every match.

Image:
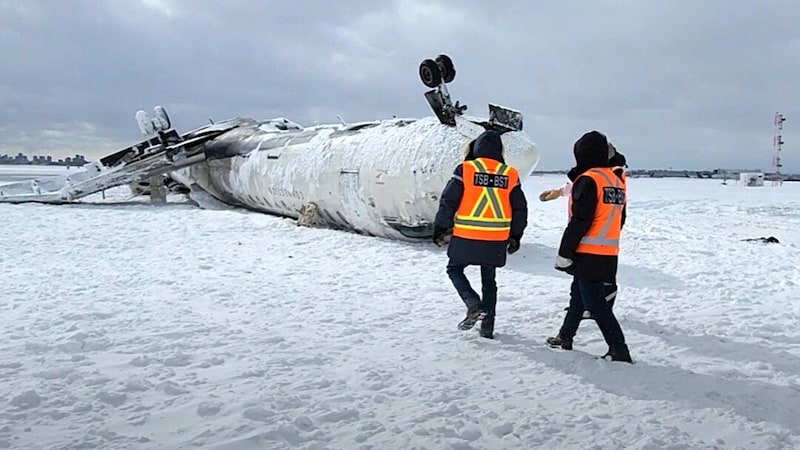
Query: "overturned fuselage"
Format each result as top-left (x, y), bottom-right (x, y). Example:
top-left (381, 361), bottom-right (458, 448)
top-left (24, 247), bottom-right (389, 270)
top-left (170, 114), bottom-right (540, 239)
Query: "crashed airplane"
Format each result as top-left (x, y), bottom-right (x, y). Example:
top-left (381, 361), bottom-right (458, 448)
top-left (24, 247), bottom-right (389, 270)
top-left (0, 54), bottom-right (541, 240)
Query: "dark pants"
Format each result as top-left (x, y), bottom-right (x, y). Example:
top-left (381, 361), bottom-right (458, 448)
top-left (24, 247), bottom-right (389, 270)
top-left (446, 260), bottom-right (497, 333)
top-left (579, 281), bottom-right (617, 319)
top-left (559, 276), bottom-right (627, 351)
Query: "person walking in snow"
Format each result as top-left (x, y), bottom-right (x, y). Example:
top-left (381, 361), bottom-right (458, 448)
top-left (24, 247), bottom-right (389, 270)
top-left (547, 131), bottom-right (632, 362)
top-left (432, 130), bottom-right (528, 339)
top-left (542, 142), bottom-right (628, 323)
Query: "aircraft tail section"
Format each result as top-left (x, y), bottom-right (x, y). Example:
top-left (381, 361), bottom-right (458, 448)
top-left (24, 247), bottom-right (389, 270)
top-left (0, 109), bottom-right (243, 204)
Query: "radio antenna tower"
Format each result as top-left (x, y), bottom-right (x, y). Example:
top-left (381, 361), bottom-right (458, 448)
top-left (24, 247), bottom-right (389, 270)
top-left (773, 112), bottom-right (786, 185)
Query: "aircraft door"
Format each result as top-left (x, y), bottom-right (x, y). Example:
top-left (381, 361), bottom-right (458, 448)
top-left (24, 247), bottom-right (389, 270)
top-left (339, 170), bottom-right (372, 232)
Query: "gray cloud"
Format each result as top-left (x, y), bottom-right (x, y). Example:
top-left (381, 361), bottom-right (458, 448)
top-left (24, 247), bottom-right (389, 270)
top-left (1, 0), bottom-right (798, 171)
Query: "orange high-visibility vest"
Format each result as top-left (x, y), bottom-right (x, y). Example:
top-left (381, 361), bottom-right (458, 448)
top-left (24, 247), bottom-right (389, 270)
top-left (568, 167), bottom-right (626, 256)
top-left (567, 166), bottom-right (626, 218)
top-left (452, 157), bottom-right (520, 241)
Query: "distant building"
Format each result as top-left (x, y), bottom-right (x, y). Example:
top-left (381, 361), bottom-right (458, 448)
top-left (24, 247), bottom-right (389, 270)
top-left (0, 152), bottom-right (88, 167)
top-left (710, 168), bottom-right (762, 179)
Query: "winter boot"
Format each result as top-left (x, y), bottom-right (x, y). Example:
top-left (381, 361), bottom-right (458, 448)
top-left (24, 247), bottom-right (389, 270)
top-left (546, 333), bottom-right (573, 350)
top-left (458, 307), bottom-right (486, 331)
top-left (601, 345), bottom-right (632, 363)
top-left (479, 317), bottom-right (494, 339)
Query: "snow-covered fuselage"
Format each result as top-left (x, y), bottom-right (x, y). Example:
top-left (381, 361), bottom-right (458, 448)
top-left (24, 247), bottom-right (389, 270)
top-left (171, 115), bottom-right (540, 240)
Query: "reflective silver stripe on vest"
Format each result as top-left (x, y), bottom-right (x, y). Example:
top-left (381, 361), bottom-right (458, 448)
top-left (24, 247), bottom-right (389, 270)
top-left (454, 217), bottom-right (511, 228)
top-left (579, 168), bottom-right (624, 247)
top-left (580, 236), bottom-right (619, 245)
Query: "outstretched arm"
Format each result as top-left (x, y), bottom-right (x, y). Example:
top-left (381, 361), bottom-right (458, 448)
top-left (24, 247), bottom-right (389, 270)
top-left (539, 181), bottom-right (571, 202)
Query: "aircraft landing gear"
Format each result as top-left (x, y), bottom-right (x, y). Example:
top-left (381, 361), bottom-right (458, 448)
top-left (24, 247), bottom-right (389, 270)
top-left (419, 53), bottom-right (467, 126)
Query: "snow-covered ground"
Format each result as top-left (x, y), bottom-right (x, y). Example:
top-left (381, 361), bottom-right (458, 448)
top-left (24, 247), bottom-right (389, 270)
top-left (1, 174), bottom-right (799, 449)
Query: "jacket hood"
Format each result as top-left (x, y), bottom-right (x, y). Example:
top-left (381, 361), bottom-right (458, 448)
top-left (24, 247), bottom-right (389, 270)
top-left (573, 130), bottom-right (608, 169)
top-left (471, 130), bottom-right (505, 163)
top-left (565, 134), bottom-right (628, 179)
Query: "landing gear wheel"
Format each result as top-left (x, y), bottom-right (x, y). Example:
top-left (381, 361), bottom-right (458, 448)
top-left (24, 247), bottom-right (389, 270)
top-left (153, 105), bottom-right (171, 130)
top-left (135, 110), bottom-right (156, 136)
top-left (435, 54), bottom-right (455, 83)
top-left (419, 59), bottom-right (442, 88)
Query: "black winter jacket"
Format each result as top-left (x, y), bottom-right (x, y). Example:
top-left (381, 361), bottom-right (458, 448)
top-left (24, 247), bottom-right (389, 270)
top-left (558, 132), bottom-right (626, 282)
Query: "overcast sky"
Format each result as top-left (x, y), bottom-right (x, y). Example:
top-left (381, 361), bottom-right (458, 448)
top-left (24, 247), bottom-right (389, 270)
top-left (1, 0), bottom-right (798, 171)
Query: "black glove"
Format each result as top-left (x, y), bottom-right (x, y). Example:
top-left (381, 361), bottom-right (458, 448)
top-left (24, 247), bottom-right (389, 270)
top-left (432, 227), bottom-right (448, 247)
top-left (507, 237), bottom-right (520, 254)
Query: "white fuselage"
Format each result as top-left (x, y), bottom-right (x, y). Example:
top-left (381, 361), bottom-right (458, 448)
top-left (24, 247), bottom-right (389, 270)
top-left (172, 115), bottom-right (541, 240)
